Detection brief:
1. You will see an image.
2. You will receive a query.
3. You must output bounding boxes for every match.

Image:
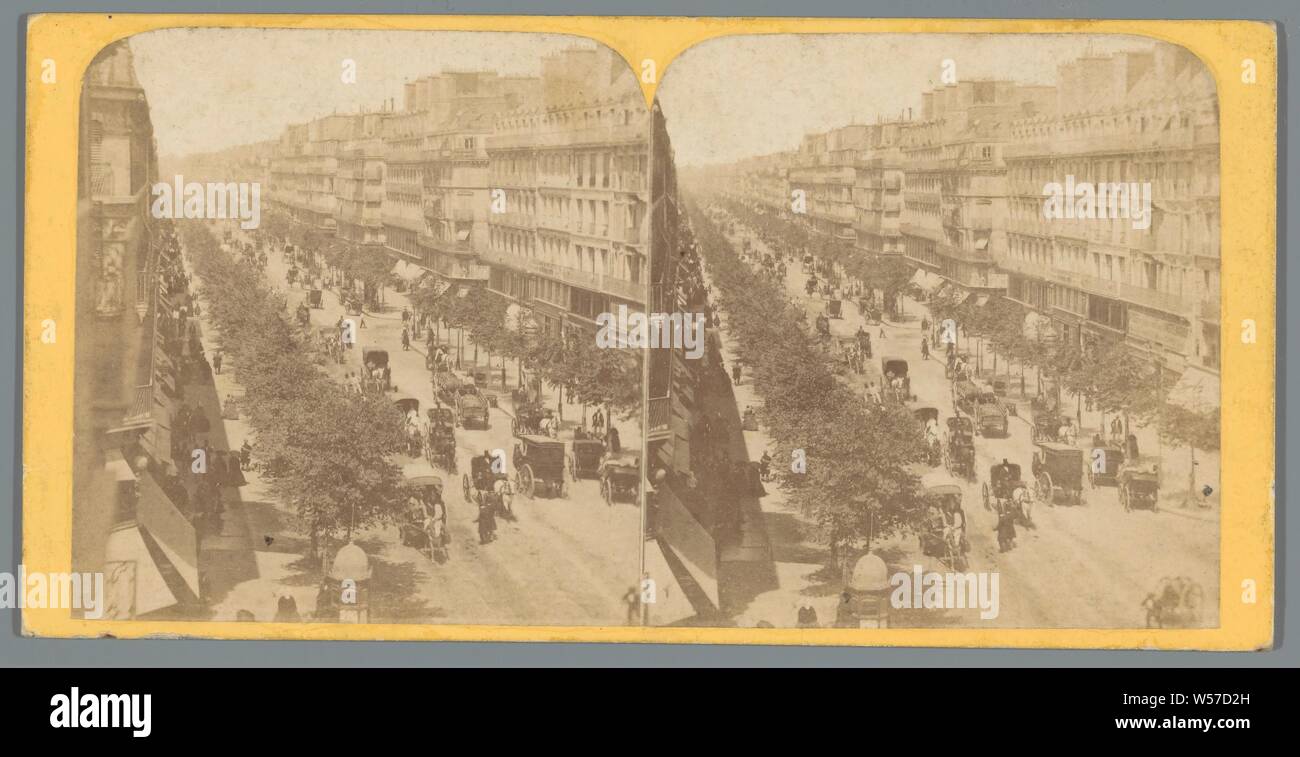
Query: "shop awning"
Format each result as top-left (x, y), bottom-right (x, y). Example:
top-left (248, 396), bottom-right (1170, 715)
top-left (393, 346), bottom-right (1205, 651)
top-left (137, 472), bottom-right (200, 598)
top-left (1167, 364), bottom-right (1220, 412)
top-left (102, 524), bottom-right (177, 618)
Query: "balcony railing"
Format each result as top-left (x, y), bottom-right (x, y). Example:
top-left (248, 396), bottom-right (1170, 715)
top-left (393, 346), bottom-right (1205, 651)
top-left (996, 256), bottom-right (1197, 316)
top-left (478, 249), bottom-right (644, 301)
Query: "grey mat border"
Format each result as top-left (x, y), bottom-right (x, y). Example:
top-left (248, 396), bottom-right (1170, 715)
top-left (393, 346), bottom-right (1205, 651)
top-left (0, 0), bottom-right (1292, 667)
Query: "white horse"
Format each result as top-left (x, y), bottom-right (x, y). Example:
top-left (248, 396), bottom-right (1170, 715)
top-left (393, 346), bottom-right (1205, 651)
top-left (1011, 485), bottom-right (1034, 527)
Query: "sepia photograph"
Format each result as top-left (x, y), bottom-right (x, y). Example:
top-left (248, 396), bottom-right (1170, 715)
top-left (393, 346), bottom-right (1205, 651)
top-left (71, 29), bottom-right (650, 627)
top-left (650, 34), bottom-right (1221, 629)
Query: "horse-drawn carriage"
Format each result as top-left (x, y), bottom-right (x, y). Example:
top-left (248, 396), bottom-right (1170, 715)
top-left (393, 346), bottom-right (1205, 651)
top-left (1033, 442), bottom-right (1086, 506)
top-left (470, 368), bottom-right (499, 407)
top-left (599, 450), bottom-right (641, 506)
top-left (944, 351), bottom-right (973, 380)
top-left (568, 438), bottom-right (607, 481)
top-left (398, 471), bottom-right (448, 562)
top-left (361, 348), bottom-right (390, 393)
top-left (881, 357), bottom-right (914, 403)
top-left (983, 460), bottom-right (1032, 526)
top-left (827, 299), bottom-right (842, 319)
top-left (1118, 458), bottom-right (1161, 512)
top-left (859, 298), bottom-right (882, 325)
top-left (918, 472), bottom-right (969, 571)
top-left (455, 385), bottom-right (490, 430)
top-left (835, 337), bottom-right (864, 375)
top-left (307, 289), bottom-right (323, 309)
top-left (434, 370), bottom-right (463, 406)
top-left (1029, 396), bottom-right (1067, 443)
top-left (511, 401), bottom-right (554, 437)
top-left (423, 407), bottom-right (457, 472)
top-left (512, 435), bottom-right (568, 499)
top-left (394, 394), bottom-right (422, 457)
top-left (463, 454), bottom-right (513, 517)
top-left (954, 380), bottom-right (1007, 438)
top-left (1086, 442), bottom-right (1125, 488)
top-left (944, 416), bottom-right (976, 480)
top-left (855, 328), bottom-right (873, 359)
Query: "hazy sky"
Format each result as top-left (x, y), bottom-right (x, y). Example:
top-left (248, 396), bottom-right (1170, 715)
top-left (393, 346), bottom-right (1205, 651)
top-left (655, 34), bottom-right (1167, 166)
top-left (129, 29), bottom-right (600, 158)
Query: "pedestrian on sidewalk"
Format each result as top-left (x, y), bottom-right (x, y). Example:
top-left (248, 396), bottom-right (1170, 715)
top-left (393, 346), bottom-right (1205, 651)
top-left (401, 327), bottom-right (410, 351)
top-left (731, 362), bottom-right (742, 386)
top-left (921, 338), bottom-right (930, 360)
top-left (212, 349), bottom-right (223, 375)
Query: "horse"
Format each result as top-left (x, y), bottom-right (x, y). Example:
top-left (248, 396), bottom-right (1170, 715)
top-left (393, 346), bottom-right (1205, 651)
top-left (1011, 485), bottom-right (1035, 528)
top-left (404, 421), bottom-right (422, 457)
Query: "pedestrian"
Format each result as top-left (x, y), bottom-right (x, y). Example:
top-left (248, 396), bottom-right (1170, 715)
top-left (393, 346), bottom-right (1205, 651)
top-left (731, 362), bottom-right (742, 386)
top-left (274, 594), bottom-right (301, 623)
top-left (606, 424), bottom-right (621, 454)
top-left (921, 338), bottom-right (930, 360)
top-left (401, 307), bottom-right (410, 325)
top-left (401, 327), bottom-right (410, 351)
top-left (835, 591), bottom-right (858, 628)
top-left (212, 349), bottom-right (223, 375)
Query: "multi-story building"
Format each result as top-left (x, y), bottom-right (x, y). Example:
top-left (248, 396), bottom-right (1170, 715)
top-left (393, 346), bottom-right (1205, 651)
top-left (335, 112), bottom-right (390, 252)
top-left (483, 47), bottom-right (649, 338)
top-left (382, 71), bottom-right (535, 290)
top-left (74, 41), bottom-right (199, 618)
top-left (787, 125), bottom-right (868, 243)
top-left (268, 113), bottom-right (364, 233)
top-left (1000, 47), bottom-right (1220, 371)
top-left (900, 80), bottom-right (1055, 299)
top-left (851, 119), bottom-right (908, 259)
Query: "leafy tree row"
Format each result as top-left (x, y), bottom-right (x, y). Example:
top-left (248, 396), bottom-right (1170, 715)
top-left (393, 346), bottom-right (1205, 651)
top-left (181, 222), bottom-right (408, 557)
top-left (686, 198), bottom-right (928, 567)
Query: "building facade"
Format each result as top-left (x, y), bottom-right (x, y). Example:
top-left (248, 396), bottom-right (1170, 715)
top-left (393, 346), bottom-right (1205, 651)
top-left (483, 47), bottom-right (649, 338)
top-left (1001, 48), bottom-right (1220, 371)
top-left (74, 41), bottom-right (199, 618)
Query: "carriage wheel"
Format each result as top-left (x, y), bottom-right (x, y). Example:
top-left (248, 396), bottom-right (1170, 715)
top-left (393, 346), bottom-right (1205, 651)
top-left (981, 482), bottom-right (991, 511)
top-left (461, 473), bottom-right (471, 502)
top-left (519, 464), bottom-right (535, 499)
top-left (1036, 472), bottom-right (1054, 505)
top-left (601, 478), bottom-right (612, 506)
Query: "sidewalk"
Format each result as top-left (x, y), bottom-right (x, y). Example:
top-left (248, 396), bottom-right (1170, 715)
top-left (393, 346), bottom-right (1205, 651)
top-left (189, 237), bottom-right (328, 622)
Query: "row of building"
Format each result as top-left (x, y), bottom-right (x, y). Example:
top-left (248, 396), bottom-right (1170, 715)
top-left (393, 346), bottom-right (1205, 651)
top-left (179, 45), bottom-right (650, 341)
top-left (719, 44), bottom-right (1220, 378)
top-left (74, 41), bottom-right (201, 617)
